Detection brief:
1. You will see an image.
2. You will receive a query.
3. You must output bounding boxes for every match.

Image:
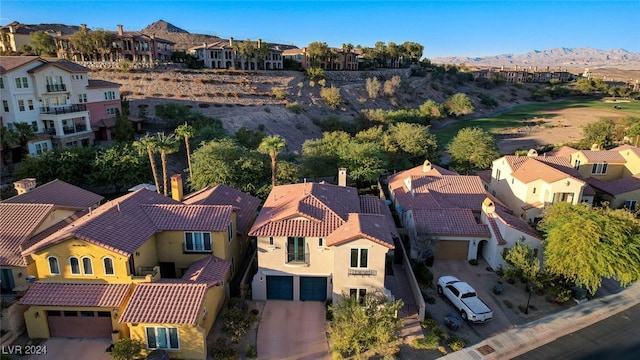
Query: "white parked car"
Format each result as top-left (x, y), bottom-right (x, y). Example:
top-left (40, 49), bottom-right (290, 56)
top-left (437, 276), bottom-right (493, 323)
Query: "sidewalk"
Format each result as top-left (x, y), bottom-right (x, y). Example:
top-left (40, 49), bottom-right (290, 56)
top-left (441, 281), bottom-right (640, 359)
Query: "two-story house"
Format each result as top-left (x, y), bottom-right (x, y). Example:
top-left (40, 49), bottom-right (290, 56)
top-left (249, 181), bottom-right (398, 303)
top-left (282, 46), bottom-right (360, 70)
top-left (0, 178), bottom-right (103, 295)
top-left (0, 56), bottom-right (122, 154)
top-left (18, 183), bottom-right (259, 359)
top-left (189, 38), bottom-right (284, 70)
top-left (388, 161), bottom-right (543, 271)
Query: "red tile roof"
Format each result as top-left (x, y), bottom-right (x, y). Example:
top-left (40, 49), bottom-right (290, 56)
top-left (27, 59), bottom-right (90, 74)
top-left (494, 207), bottom-right (542, 239)
top-left (181, 255), bottom-right (230, 285)
top-left (183, 184), bottom-right (261, 235)
top-left (326, 214), bottom-right (394, 248)
top-left (0, 204), bottom-right (54, 267)
top-left (87, 79), bottom-right (121, 88)
top-left (612, 144), bottom-right (640, 158)
top-left (577, 150), bottom-right (626, 163)
top-left (359, 196), bottom-right (399, 240)
top-left (412, 209), bottom-right (490, 237)
top-left (587, 175), bottom-right (640, 195)
top-left (4, 179), bottom-right (103, 209)
top-left (142, 204), bottom-right (234, 232)
top-left (544, 146), bottom-right (578, 159)
top-left (19, 283), bottom-right (131, 307)
top-left (119, 283), bottom-right (208, 325)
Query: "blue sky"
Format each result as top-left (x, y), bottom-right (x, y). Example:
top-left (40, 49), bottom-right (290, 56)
top-left (2, 0), bottom-right (639, 58)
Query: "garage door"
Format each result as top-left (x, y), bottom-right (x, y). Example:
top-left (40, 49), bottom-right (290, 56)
top-left (300, 277), bottom-right (327, 301)
top-left (435, 240), bottom-right (469, 260)
top-left (47, 310), bottom-right (112, 338)
top-left (266, 276), bottom-right (293, 300)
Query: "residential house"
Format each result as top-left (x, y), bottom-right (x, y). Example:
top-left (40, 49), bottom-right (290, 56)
top-left (0, 22), bottom-right (79, 53)
top-left (550, 144), bottom-right (640, 209)
top-left (189, 38), bottom-right (284, 71)
top-left (18, 182), bottom-right (259, 359)
top-left (0, 178), bottom-right (103, 295)
top-left (0, 56), bottom-right (122, 153)
top-left (487, 150), bottom-right (594, 223)
top-left (472, 66), bottom-right (572, 84)
top-left (249, 179), bottom-right (398, 303)
top-left (282, 46), bottom-right (359, 70)
top-left (388, 161), bottom-right (543, 271)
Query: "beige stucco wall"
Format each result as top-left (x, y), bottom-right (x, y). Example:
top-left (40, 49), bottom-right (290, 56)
top-left (572, 152), bottom-right (626, 181)
top-left (23, 306), bottom-right (122, 339)
top-left (128, 322), bottom-right (207, 359)
top-left (332, 238), bottom-right (389, 301)
top-left (610, 188), bottom-right (640, 209)
top-left (33, 208), bottom-right (77, 234)
top-left (618, 149), bottom-right (640, 176)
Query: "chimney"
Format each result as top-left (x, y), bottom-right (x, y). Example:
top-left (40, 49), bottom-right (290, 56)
top-left (229, 37), bottom-right (234, 47)
top-left (338, 168), bottom-right (347, 187)
top-left (14, 178), bottom-right (37, 195)
top-left (422, 160), bottom-right (432, 173)
top-left (527, 149), bottom-right (538, 157)
top-left (591, 143), bottom-right (601, 151)
top-left (258, 38), bottom-right (262, 48)
top-left (171, 174), bottom-right (184, 202)
top-left (482, 198), bottom-right (495, 215)
top-left (117, 24), bottom-right (124, 36)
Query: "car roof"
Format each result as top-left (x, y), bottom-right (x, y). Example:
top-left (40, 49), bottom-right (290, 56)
top-left (440, 276), bottom-right (476, 293)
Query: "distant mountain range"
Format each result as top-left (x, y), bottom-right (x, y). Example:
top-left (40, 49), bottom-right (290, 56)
top-left (431, 47), bottom-right (640, 70)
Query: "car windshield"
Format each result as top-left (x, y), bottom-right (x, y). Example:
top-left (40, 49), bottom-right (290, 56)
top-left (461, 292), bottom-right (477, 298)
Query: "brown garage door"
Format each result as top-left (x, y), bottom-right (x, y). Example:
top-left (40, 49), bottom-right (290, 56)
top-left (435, 240), bottom-right (469, 260)
top-left (47, 310), bottom-right (113, 338)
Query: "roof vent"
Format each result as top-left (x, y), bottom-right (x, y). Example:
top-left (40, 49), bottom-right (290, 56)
top-left (591, 143), bottom-right (601, 151)
top-left (527, 149), bottom-right (538, 157)
top-left (422, 160), bottom-right (432, 173)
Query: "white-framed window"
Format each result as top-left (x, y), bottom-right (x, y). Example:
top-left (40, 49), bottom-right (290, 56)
top-left (625, 200), bottom-right (637, 210)
top-left (82, 257), bottom-right (93, 275)
top-left (2, 100), bottom-right (9, 112)
top-left (495, 169), bottom-right (501, 181)
top-left (34, 142), bottom-right (49, 155)
top-left (349, 288), bottom-right (367, 303)
top-left (48, 256), bottom-right (60, 275)
top-left (106, 107), bottom-right (117, 116)
top-left (69, 257), bottom-right (81, 275)
top-left (145, 327), bottom-right (179, 350)
top-left (15, 77), bottom-right (28, 88)
top-left (27, 99), bottom-right (34, 110)
top-left (591, 163), bottom-right (608, 175)
top-left (184, 232), bottom-right (212, 252)
top-left (103, 257), bottom-right (115, 275)
top-left (78, 94), bottom-right (87, 103)
top-left (0, 77), bottom-right (4, 89)
top-left (18, 100), bottom-right (25, 111)
top-left (268, 236), bottom-right (274, 246)
top-left (574, 159), bottom-right (581, 170)
top-left (104, 91), bottom-right (116, 100)
top-left (227, 221), bottom-right (233, 243)
top-left (350, 248), bottom-right (368, 268)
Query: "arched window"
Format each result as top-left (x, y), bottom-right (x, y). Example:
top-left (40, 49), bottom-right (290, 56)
top-left (48, 256), bottom-right (60, 275)
top-left (103, 258), bottom-right (114, 276)
top-left (69, 257), bottom-right (81, 275)
top-left (82, 257), bottom-right (93, 275)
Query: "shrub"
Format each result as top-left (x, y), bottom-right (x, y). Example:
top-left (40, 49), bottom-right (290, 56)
top-left (518, 305), bottom-right (528, 313)
top-left (306, 67), bottom-right (325, 81)
top-left (271, 87), bottom-right (287, 100)
top-left (145, 349), bottom-right (170, 360)
top-left (358, 97), bottom-right (367, 105)
top-left (365, 77), bottom-right (381, 99)
top-left (447, 336), bottom-right (467, 352)
top-left (468, 259), bottom-right (479, 266)
top-left (318, 79), bottom-right (326, 87)
top-left (493, 283), bottom-right (504, 295)
top-left (245, 344), bottom-right (257, 359)
top-left (503, 299), bottom-right (513, 309)
top-left (286, 102), bottom-right (303, 114)
top-left (111, 338), bottom-right (143, 360)
top-left (222, 307), bottom-right (260, 343)
top-left (383, 75), bottom-right (401, 97)
top-left (479, 94), bottom-right (498, 107)
top-left (413, 263), bottom-right (434, 287)
top-left (320, 85), bottom-right (342, 109)
top-left (412, 333), bottom-right (440, 350)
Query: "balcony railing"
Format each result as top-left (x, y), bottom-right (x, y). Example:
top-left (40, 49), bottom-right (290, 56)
top-left (285, 244), bottom-right (309, 266)
top-left (348, 268), bottom-right (377, 276)
top-left (46, 84), bottom-right (67, 92)
top-left (40, 104), bottom-right (86, 115)
top-left (63, 124), bottom-right (87, 134)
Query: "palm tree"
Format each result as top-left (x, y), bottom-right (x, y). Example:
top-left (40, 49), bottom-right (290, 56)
top-left (258, 135), bottom-right (286, 187)
top-left (133, 134), bottom-right (161, 194)
top-left (155, 132), bottom-right (179, 196)
top-left (0, 126), bottom-right (19, 165)
top-left (174, 122), bottom-right (196, 180)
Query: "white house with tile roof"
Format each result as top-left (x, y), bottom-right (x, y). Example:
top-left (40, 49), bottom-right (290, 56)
top-left (249, 182), bottom-right (398, 303)
top-left (388, 161), bottom-right (543, 271)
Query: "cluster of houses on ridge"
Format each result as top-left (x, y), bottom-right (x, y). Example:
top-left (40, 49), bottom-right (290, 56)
top-left (2, 138), bottom-right (640, 358)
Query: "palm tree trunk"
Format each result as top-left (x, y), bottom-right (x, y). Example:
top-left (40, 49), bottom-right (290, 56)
top-left (147, 149), bottom-right (161, 194)
top-left (185, 136), bottom-right (193, 180)
top-left (271, 155), bottom-right (277, 187)
top-left (161, 151), bottom-right (169, 196)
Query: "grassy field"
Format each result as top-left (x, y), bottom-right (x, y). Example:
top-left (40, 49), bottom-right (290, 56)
top-left (434, 97), bottom-right (640, 147)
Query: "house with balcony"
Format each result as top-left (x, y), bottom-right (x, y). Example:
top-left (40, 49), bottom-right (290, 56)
top-left (282, 46), bottom-right (360, 70)
top-left (249, 181), bottom-right (398, 303)
top-left (0, 56), bottom-right (122, 154)
top-left (0, 178), bottom-right (103, 296)
top-left (189, 38), bottom-right (284, 70)
top-left (17, 181), bottom-right (259, 359)
top-left (388, 161), bottom-right (543, 271)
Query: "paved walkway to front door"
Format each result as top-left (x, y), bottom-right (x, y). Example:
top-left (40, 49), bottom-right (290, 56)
top-left (256, 301), bottom-right (331, 360)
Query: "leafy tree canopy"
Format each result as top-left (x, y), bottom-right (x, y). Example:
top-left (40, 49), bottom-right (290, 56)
top-left (446, 127), bottom-right (499, 174)
top-left (29, 31), bottom-right (56, 56)
top-left (444, 92), bottom-right (475, 118)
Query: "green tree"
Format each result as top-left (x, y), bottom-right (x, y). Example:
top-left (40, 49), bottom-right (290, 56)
top-left (155, 132), bottom-right (179, 196)
top-left (154, 103), bottom-right (192, 129)
top-left (0, 126), bottom-right (19, 164)
top-left (301, 131), bottom-right (351, 179)
top-left (538, 202), bottom-right (640, 295)
top-left (258, 135), bottom-right (287, 187)
top-left (383, 122), bottom-right (438, 170)
top-left (580, 118), bottom-right (617, 149)
top-left (111, 338), bottom-right (143, 360)
top-left (504, 242), bottom-right (542, 289)
top-left (337, 140), bottom-right (386, 185)
top-left (419, 99), bottom-right (445, 121)
top-left (328, 292), bottom-right (404, 358)
top-left (133, 134), bottom-right (161, 194)
top-left (447, 127), bottom-right (499, 174)
top-left (29, 31), bottom-right (56, 56)
top-left (92, 143), bottom-right (149, 193)
top-left (89, 29), bottom-right (114, 61)
top-left (444, 93), bottom-right (475, 118)
top-left (113, 109), bottom-right (135, 142)
top-left (307, 41), bottom-right (331, 67)
top-left (175, 122), bottom-right (196, 179)
top-left (234, 39), bottom-right (257, 70)
top-left (234, 127), bottom-right (265, 150)
top-left (320, 85), bottom-right (342, 109)
top-left (401, 41), bottom-right (424, 64)
top-left (70, 25), bottom-right (93, 60)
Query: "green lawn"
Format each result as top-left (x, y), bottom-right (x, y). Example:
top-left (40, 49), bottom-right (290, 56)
top-left (434, 97), bottom-right (640, 147)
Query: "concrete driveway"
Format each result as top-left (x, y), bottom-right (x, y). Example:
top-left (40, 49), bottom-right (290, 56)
top-left (26, 338), bottom-right (112, 360)
top-left (431, 259), bottom-right (514, 338)
top-left (256, 301), bottom-right (330, 360)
